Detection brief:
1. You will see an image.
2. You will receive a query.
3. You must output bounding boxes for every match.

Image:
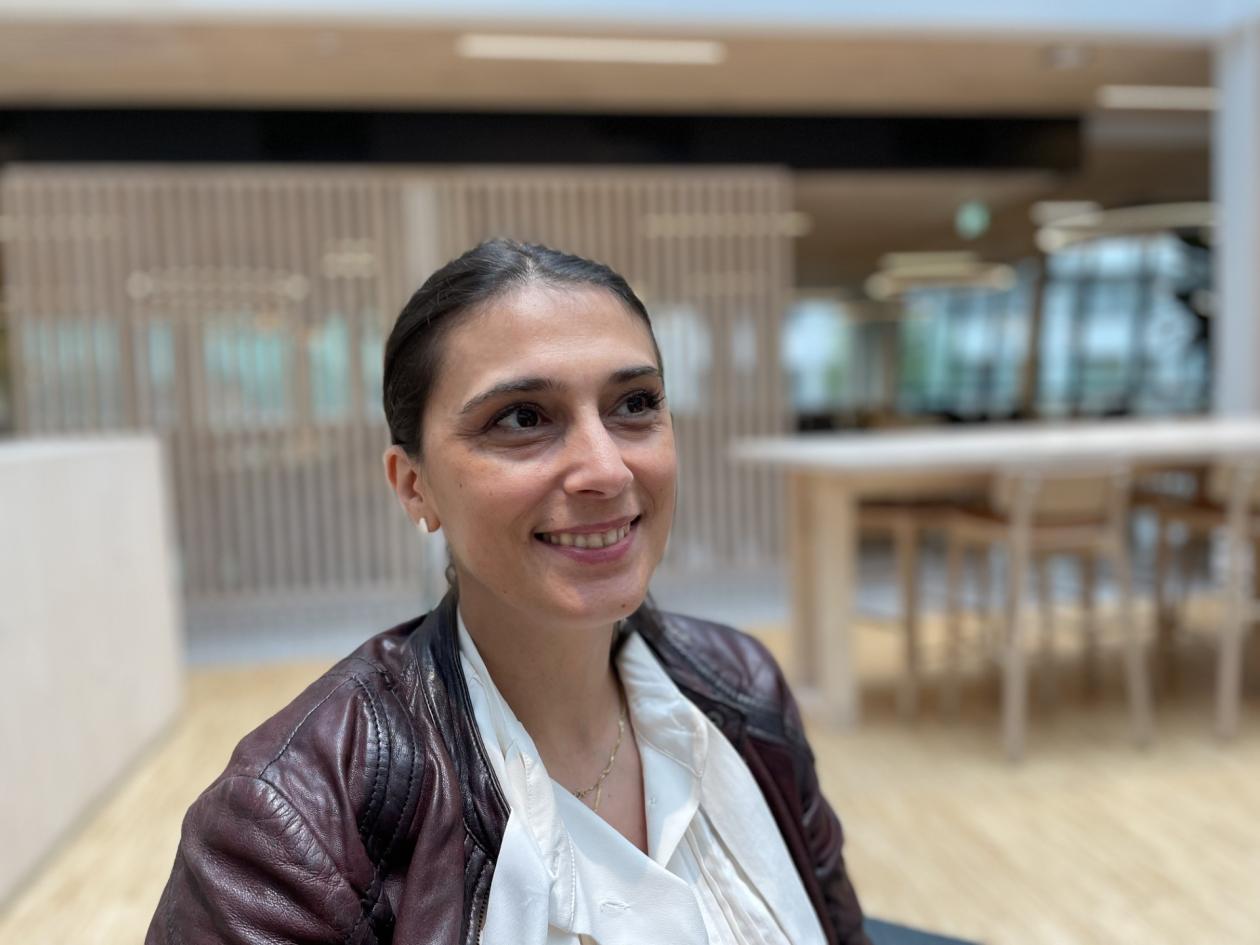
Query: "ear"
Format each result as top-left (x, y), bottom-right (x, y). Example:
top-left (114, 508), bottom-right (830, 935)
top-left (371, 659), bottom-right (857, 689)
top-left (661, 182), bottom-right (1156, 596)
top-left (383, 445), bottom-right (441, 532)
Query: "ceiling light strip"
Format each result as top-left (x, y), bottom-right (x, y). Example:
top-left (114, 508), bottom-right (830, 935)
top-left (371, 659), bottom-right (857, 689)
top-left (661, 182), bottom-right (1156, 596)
top-left (456, 33), bottom-right (725, 65)
top-left (1097, 85), bottom-right (1219, 111)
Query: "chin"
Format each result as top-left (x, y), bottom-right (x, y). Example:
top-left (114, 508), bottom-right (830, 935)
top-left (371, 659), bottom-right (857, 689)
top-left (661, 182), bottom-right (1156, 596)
top-left (551, 576), bottom-right (650, 628)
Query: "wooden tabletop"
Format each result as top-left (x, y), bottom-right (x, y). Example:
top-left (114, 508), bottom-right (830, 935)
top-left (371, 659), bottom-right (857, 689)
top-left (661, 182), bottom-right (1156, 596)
top-left (732, 416), bottom-right (1260, 474)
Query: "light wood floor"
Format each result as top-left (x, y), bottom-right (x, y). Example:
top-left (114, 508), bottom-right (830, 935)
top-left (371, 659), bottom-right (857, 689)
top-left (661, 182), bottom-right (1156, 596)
top-left (3, 609), bottom-right (1258, 945)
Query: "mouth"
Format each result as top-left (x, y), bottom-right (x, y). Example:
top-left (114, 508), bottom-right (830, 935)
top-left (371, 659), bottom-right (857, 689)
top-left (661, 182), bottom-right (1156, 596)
top-left (534, 515), bottom-right (641, 550)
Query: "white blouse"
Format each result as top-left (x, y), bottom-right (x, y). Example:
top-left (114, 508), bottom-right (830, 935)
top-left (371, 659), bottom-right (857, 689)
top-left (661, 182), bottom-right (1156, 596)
top-left (457, 613), bottom-right (827, 945)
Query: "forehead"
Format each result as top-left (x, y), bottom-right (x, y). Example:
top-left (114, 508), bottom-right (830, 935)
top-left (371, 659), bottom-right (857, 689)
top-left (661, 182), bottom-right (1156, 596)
top-left (439, 283), bottom-right (658, 389)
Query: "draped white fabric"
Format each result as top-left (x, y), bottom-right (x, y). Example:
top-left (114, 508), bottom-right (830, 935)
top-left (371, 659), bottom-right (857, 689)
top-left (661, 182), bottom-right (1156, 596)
top-left (457, 613), bottom-right (827, 945)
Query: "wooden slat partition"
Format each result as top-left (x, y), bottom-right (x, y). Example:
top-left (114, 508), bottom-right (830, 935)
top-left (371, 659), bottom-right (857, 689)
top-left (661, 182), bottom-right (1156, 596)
top-left (1, 165), bottom-right (791, 612)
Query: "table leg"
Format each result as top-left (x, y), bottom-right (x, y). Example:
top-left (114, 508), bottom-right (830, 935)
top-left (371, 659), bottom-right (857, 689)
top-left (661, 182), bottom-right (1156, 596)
top-left (788, 472), bottom-right (819, 689)
top-left (815, 476), bottom-right (860, 726)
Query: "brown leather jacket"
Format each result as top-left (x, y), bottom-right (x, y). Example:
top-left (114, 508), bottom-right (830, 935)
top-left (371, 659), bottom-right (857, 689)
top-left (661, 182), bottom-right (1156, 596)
top-left (147, 593), bottom-right (870, 944)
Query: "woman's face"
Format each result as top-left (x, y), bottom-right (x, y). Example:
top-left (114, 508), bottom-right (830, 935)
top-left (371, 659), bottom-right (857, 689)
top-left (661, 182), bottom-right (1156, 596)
top-left (413, 283), bottom-right (676, 631)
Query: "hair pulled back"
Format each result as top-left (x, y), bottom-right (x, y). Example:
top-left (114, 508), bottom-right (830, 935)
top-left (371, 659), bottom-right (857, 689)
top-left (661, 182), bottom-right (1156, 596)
top-left (382, 238), bottom-right (660, 457)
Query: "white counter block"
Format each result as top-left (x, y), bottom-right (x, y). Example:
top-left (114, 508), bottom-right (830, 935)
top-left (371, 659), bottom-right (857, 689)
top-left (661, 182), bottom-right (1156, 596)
top-left (0, 436), bottom-right (184, 904)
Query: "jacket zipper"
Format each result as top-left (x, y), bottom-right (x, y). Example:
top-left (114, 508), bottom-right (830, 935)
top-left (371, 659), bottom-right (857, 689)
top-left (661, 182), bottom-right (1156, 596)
top-left (474, 898), bottom-right (488, 945)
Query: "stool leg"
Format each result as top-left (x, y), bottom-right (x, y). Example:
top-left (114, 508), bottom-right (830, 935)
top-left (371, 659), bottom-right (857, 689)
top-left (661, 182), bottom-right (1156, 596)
top-left (1035, 553), bottom-right (1057, 710)
top-left (1218, 486), bottom-right (1252, 739)
top-left (1116, 542), bottom-right (1154, 747)
top-left (895, 519), bottom-right (921, 718)
top-left (1003, 534), bottom-right (1031, 761)
top-left (977, 546), bottom-right (995, 653)
top-left (944, 533), bottom-right (965, 717)
top-left (1080, 554), bottom-right (1099, 697)
top-left (1153, 513), bottom-right (1181, 692)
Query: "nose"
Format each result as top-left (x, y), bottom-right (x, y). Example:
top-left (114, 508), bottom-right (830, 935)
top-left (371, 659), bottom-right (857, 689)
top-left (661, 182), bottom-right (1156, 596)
top-left (562, 414), bottom-right (634, 497)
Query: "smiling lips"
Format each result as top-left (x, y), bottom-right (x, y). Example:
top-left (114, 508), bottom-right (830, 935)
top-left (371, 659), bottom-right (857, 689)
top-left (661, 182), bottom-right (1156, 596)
top-left (537, 516), bottom-right (638, 549)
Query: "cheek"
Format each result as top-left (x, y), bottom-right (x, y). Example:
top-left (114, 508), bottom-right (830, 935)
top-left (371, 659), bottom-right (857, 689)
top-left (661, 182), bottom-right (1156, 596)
top-left (630, 439), bottom-right (678, 506)
top-left (441, 458), bottom-right (549, 535)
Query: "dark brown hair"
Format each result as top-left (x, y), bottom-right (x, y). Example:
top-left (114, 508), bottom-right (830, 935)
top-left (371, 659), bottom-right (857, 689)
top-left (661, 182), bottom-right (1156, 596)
top-left (382, 238), bottom-right (661, 457)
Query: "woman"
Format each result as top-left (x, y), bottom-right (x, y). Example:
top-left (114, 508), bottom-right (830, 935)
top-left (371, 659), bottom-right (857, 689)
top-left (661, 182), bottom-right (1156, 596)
top-left (147, 239), bottom-right (869, 945)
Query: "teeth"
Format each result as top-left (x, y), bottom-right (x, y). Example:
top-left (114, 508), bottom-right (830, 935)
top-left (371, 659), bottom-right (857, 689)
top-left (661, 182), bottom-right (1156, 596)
top-left (541, 522), bottom-right (633, 549)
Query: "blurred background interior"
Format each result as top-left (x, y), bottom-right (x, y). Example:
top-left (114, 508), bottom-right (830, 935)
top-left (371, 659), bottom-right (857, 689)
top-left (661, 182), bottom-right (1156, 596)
top-left (1, 2), bottom-right (1259, 943)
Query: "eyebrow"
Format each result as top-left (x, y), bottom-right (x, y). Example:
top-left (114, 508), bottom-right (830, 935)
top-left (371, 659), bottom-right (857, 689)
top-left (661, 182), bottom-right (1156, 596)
top-left (458, 365), bottom-right (662, 417)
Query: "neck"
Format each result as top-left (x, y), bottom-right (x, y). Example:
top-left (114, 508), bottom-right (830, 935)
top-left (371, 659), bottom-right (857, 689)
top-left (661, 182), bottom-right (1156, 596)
top-left (456, 585), bottom-right (624, 757)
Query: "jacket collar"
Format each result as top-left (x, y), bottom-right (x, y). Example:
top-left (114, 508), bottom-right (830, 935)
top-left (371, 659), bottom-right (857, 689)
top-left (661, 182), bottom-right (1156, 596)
top-left (408, 590), bottom-right (511, 861)
top-left (405, 592), bottom-right (762, 865)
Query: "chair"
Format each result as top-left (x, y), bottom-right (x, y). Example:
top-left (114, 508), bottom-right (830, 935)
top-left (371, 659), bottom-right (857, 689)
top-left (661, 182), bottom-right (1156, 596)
top-left (859, 497), bottom-right (979, 718)
top-left (1130, 464), bottom-right (1210, 685)
top-left (942, 464), bottom-right (1153, 760)
top-left (1153, 460), bottom-right (1260, 738)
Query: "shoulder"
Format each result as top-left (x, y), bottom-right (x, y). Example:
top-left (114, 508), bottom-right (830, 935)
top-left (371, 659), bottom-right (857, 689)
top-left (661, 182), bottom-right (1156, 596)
top-left (151, 620), bottom-right (433, 942)
top-left (640, 609), bottom-right (804, 743)
top-left (654, 610), bottom-right (787, 696)
top-left (210, 619), bottom-right (429, 863)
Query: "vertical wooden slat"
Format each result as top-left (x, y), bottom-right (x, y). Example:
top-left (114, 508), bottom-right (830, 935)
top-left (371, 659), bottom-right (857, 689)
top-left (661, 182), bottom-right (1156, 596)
top-left (384, 179), bottom-right (410, 588)
top-left (265, 177), bottom-right (291, 595)
top-left (4, 176), bottom-right (32, 433)
top-left (331, 176), bottom-right (359, 589)
top-left (71, 176), bottom-right (100, 430)
top-left (252, 175), bottom-right (281, 595)
top-left (100, 175), bottom-right (135, 430)
top-left (307, 172), bottom-right (328, 591)
top-left (279, 175), bottom-right (309, 593)
top-left (345, 179), bottom-right (369, 588)
top-left (31, 180), bottom-right (61, 430)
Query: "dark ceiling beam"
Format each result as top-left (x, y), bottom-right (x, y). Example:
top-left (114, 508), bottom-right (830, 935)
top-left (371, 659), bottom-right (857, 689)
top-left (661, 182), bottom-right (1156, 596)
top-left (0, 107), bottom-right (1081, 172)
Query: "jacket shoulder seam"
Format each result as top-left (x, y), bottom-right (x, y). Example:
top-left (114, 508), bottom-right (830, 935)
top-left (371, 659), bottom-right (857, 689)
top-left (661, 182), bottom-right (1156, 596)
top-left (258, 674), bottom-right (358, 777)
top-left (257, 671), bottom-right (393, 857)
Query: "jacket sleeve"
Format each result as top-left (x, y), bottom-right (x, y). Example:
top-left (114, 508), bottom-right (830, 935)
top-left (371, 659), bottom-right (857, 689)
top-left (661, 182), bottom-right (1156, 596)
top-left (757, 644), bottom-right (871, 945)
top-left (145, 775), bottom-right (371, 945)
top-left (145, 666), bottom-right (417, 945)
top-left (792, 729), bottom-right (871, 945)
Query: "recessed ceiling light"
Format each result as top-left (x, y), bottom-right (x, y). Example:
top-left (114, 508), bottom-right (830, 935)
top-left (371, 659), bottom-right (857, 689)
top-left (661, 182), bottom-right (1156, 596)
top-left (867, 253), bottom-right (1014, 300)
top-left (879, 251), bottom-right (977, 270)
top-left (1029, 200), bottom-right (1102, 227)
top-left (1043, 44), bottom-right (1091, 71)
top-left (1097, 85), bottom-right (1218, 111)
top-left (456, 34), bottom-right (726, 65)
top-left (1035, 201), bottom-right (1215, 252)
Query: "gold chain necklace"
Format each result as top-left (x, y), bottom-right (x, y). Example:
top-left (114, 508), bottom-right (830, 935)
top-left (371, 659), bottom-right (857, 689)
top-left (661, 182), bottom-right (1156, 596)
top-left (572, 694), bottom-right (628, 813)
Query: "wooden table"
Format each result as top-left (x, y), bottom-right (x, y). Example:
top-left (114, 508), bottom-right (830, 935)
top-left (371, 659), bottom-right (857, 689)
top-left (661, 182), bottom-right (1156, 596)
top-left (733, 416), bottom-right (1260, 726)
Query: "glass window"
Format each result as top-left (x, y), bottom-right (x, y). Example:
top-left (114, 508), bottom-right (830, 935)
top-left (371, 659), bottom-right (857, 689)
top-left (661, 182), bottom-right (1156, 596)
top-left (17, 317), bottom-right (123, 430)
top-left (362, 320), bottom-right (385, 423)
top-left (308, 314), bottom-right (351, 422)
top-left (653, 305), bottom-right (713, 416)
top-left (1038, 233), bottom-right (1208, 416)
top-left (144, 320), bottom-right (179, 430)
top-left (203, 314), bottom-right (291, 429)
top-left (781, 299), bottom-right (847, 415)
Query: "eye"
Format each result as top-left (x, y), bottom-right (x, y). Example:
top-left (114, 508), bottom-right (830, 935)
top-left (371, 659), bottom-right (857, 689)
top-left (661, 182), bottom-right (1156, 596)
top-left (492, 404), bottom-right (547, 431)
top-left (615, 389), bottom-right (665, 417)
